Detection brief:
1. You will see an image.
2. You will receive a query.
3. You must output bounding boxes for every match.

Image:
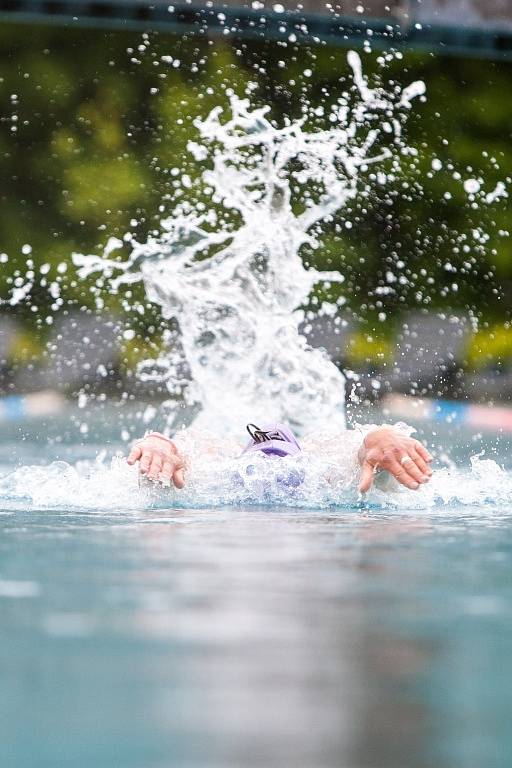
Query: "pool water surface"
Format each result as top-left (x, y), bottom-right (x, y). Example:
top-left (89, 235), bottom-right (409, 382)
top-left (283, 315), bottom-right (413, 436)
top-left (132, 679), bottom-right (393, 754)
top-left (1, 410), bottom-right (512, 768)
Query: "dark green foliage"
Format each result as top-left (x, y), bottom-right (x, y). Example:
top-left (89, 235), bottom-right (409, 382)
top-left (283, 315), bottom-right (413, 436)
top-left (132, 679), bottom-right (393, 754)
top-left (0, 24), bottom-right (510, 362)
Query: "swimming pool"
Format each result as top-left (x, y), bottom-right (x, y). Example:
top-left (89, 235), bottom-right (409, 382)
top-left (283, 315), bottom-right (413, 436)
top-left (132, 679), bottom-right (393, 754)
top-left (1, 406), bottom-right (512, 768)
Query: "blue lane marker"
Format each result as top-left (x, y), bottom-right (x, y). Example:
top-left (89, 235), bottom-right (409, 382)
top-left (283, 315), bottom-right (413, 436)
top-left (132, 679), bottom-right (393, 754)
top-left (433, 399), bottom-right (470, 424)
top-left (1, 396), bottom-right (26, 421)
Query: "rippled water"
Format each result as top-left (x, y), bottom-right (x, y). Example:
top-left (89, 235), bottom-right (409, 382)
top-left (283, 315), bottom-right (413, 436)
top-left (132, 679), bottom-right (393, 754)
top-left (1, 409), bottom-right (512, 768)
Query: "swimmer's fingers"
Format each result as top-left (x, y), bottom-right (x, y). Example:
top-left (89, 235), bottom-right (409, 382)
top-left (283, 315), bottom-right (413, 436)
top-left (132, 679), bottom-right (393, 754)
top-left (128, 437), bottom-right (185, 487)
top-left (169, 453), bottom-right (185, 488)
top-left (158, 461), bottom-right (172, 484)
top-left (410, 448), bottom-right (432, 477)
top-left (159, 460), bottom-right (181, 487)
top-left (139, 450), bottom-right (154, 475)
top-left (159, 456), bottom-right (185, 489)
top-left (173, 465), bottom-right (185, 489)
top-left (385, 457), bottom-right (421, 490)
top-left (127, 445), bottom-right (142, 465)
top-left (147, 455), bottom-right (164, 481)
top-left (398, 455), bottom-right (425, 486)
top-left (359, 430), bottom-right (433, 493)
top-left (414, 441), bottom-right (434, 465)
top-left (359, 460), bottom-right (377, 493)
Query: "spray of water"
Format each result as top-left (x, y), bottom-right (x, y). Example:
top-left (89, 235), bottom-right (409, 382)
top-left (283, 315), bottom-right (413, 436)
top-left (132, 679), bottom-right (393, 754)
top-left (2, 451), bottom-right (511, 513)
top-left (73, 52), bottom-right (426, 436)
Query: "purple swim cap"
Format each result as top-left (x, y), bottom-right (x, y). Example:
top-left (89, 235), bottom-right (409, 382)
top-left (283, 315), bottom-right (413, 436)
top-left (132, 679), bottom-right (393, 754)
top-left (242, 423), bottom-right (301, 458)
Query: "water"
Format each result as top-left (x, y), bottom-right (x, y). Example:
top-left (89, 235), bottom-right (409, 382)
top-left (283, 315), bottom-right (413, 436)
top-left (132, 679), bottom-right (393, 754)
top-left (1, 412), bottom-right (512, 768)
top-left (72, 51), bottom-right (425, 435)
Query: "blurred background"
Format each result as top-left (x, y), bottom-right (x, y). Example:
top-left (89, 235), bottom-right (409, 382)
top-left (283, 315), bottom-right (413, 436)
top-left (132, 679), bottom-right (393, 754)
top-left (0, 0), bottom-right (511, 420)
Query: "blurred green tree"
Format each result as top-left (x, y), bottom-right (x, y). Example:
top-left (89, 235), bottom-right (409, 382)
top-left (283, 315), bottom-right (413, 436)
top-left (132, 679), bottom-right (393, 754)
top-left (0, 24), bottom-right (510, 369)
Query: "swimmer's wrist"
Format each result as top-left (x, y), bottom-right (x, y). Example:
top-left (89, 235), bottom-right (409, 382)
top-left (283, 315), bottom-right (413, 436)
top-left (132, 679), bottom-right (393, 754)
top-left (357, 423), bottom-right (413, 452)
top-left (136, 431), bottom-right (176, 449)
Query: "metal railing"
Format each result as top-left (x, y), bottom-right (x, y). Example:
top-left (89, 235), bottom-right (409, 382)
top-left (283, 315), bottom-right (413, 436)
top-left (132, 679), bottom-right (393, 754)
top-left (1, 0), bottom-right (512, 59)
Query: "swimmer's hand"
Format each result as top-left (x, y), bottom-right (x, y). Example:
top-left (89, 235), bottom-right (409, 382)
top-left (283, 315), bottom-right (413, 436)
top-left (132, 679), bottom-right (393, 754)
top-left (358, 427), bottom-right (433, 493)
top-left (127, 432), bottom-right (185, 488)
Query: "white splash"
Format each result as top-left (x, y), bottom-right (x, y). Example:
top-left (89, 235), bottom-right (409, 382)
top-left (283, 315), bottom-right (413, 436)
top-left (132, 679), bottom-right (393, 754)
top-left (1, 453), bottom-right (511, 513)
top-left (0, 456), bottom-right (142, 510)
top-left (1, 278), bottom-right (33, 307)
top-left (73, 52), bottom-right (425, 436)
top-left (485, 181), bottom-right (508, 205)
top-left (463, 177), bottom-right (481, 195)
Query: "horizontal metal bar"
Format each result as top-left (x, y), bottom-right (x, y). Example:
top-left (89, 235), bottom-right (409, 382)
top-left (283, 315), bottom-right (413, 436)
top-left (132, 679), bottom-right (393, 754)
top-left (1, 0), bottom-right (512, 59)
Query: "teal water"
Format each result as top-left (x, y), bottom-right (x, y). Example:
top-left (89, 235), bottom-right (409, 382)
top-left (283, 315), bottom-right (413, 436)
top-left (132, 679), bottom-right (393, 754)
top-left (1, 409), bottom-right (512, 768)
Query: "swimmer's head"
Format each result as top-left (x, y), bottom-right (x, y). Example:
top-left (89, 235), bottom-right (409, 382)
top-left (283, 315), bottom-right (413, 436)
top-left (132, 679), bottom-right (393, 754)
top-left (242, 423), bottom-right (301, 458)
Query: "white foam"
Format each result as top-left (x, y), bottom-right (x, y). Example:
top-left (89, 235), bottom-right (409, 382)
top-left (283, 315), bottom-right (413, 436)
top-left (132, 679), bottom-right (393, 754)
top-left (1, 451), bottom-right (510, 513)
top-left (0, 456), bottom-right (145, 511)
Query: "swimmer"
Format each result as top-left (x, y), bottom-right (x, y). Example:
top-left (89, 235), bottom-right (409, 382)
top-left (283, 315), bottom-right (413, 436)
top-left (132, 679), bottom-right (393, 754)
top-left (127, 422), bottom-right (433, 494)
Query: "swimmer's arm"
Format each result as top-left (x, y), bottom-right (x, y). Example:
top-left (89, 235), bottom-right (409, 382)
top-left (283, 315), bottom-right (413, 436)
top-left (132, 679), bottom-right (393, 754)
top-left (357, 426), bottom-right (433, 493)
top-left (127, 432), bottom-right (185, 488)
